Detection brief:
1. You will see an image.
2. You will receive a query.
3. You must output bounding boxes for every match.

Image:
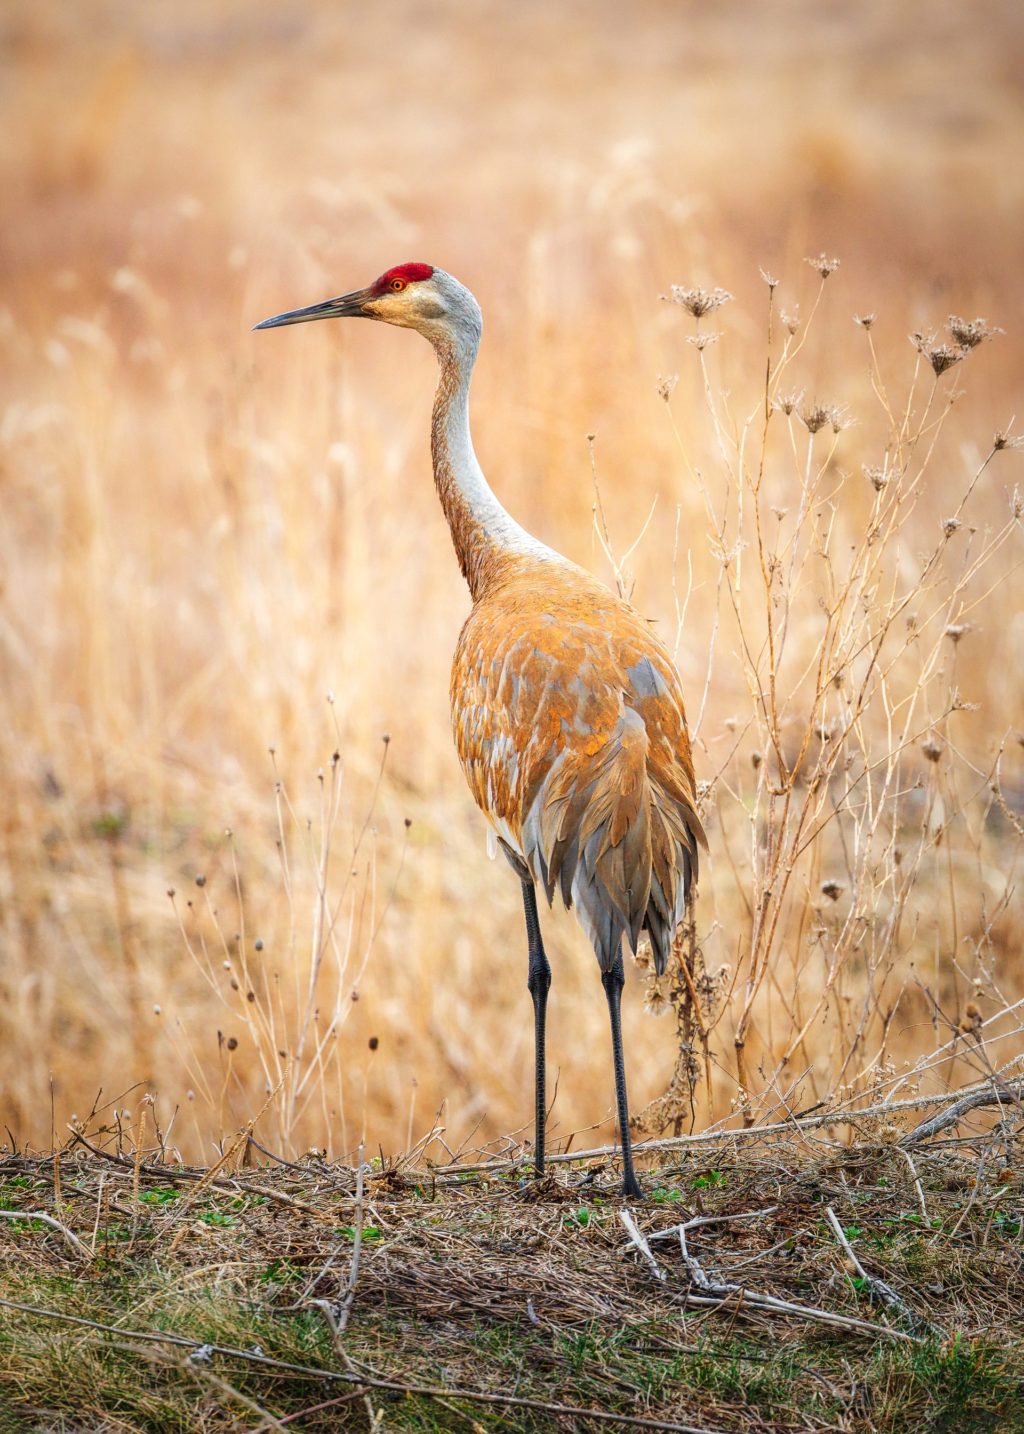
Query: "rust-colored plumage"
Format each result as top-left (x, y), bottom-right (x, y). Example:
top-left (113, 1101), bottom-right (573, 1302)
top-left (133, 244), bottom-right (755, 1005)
top-left (453, 563), bottom-right (705, 974)
top-left (257, 264), bottom-right (705, 1197)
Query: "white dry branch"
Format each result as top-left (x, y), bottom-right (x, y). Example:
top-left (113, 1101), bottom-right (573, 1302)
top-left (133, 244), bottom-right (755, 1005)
top-left (0, 1208), bottom-right (94, 1262)
top-left (433, 1072), bottom-right (1024, 1178)
top-left (619, 1207), bottom-right (667, 1282)
top-left (898, 1077), bottom-right (1024, 1147)
top-left (825, 1206), bottom-right (939, 1335)
top-left (624, 1206), bottom-right (918, 1342)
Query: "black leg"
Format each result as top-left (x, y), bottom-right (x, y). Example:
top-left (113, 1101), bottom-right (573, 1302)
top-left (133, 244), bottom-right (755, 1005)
top-left (601, 953), bottom-right (642, 1199)
top-left (522, 881), bottom-right (551, 1178)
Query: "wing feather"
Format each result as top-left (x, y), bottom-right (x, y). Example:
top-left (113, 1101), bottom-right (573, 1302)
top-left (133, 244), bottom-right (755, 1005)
top-left (451, 564), bottom-right (706, 973)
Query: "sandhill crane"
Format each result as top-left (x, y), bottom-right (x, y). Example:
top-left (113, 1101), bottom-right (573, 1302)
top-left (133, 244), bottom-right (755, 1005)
top-left (256, 263), bottom-right (706, 1196)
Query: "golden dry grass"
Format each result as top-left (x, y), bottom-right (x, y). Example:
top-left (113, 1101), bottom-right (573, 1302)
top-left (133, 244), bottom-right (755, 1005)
top-left (2, 0), bottom-right (1024, 1165)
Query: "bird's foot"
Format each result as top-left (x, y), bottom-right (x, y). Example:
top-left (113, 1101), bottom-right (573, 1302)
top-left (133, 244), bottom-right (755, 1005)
top-left (621, 1171), bottom-right (643, 1200)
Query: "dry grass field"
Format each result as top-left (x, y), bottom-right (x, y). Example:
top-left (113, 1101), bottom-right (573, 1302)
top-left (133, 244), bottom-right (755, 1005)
top-left (3, 0), bottom-right (1024, 1174)
top-left (5, 4), bottom-right (1024, 1429)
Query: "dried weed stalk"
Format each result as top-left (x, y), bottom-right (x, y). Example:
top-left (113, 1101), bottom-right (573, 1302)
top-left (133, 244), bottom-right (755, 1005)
top-left (657, 259), bottom-right (1023, 1131)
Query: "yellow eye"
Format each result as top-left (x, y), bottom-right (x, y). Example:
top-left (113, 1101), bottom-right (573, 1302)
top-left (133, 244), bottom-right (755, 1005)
top-left (390, 278), bottom-right (406, 292)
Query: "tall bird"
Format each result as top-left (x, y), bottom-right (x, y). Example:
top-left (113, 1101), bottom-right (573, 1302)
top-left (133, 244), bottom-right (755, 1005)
top-left (256, 263), bottom-right (706, 1196)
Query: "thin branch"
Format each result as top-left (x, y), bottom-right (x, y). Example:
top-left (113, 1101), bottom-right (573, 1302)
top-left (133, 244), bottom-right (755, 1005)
top-left (899, 1079), bottom-right (1023, 1147)
top-left (620, 1208), bottom-right (667, 1282)
top-left (0, 1297), bottom-right (721, 1434)
top-left (825, 1206), bottom-right (939, 1335)
top-left (0, 1208), bottom-right (94, 1262)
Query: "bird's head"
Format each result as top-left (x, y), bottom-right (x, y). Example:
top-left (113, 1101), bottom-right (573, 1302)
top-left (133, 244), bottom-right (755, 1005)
top-left (255, 263), bottom-right (481, 353)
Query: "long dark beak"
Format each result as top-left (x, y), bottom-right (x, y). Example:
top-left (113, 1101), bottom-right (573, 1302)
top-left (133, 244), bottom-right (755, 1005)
top-left (253, 288), bottom-right (374, 331)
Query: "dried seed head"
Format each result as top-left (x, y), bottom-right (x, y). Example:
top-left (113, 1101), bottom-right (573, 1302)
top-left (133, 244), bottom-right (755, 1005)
top-left (942, 516), bottom-right (962, 537)
top-left (760, 267), bottom-right (779, 290)
top-left (667, 285), bottom-right (733, 319)
top-left (226, 1036), bottom-right (238, 1051)
top-left (656, 373), bottom-right (679, 401)
top-left (930, 345), bottom-right (966, 376)
top-left (854, 313), bottom-right (876, 330)
top-left (820, 879), bottom-right (843, 901)
top-left (921, 737), bottom-right (943, 763)
top-left (644, 979), bottom-right (671, 1017)
top-left (863, 465), bottom-right (889, 491)
top-left (368, 1035), bottom-right (379, 1051)
top-left (946, 315), bottom-right (1003, 350)
top-left (945, 623), bottom-right (970, 644)
top-left (687, 332), bottom-right (720, 350)
top-left (910, 332), bottom-right (966, 377)
top-left (773, 390), bottom-right (803, 416)
top-left (800, 401), bottom-right (847, 435)
top-left (800, 403), bottom-right (831, 435)
top-left (751, 750), bottom-right (763, 769)
top-left (994, 431), bottom-right (1024, 451)
top-left (780, 307), bottom-right (800, 334)
top-left (805, 253), bottom-right (840, 279)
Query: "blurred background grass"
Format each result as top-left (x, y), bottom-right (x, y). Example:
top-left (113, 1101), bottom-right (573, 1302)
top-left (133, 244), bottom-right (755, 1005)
top-left (2, 0), bottom-right (1023, 1160)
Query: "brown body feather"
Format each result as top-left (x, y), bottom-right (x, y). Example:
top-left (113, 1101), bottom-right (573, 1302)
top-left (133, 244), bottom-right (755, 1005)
top-left (452, 560), bottom-right (706, 973)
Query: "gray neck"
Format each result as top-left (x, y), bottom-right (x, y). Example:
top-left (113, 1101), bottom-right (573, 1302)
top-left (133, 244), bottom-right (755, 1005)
top-left (430, 328), bottom-right (558, 600)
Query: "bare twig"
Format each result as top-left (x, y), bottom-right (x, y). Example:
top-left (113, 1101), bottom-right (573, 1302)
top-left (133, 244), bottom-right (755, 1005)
top-left (338, 1141), bottom-right (367, 1333)
top-left (67, 1129), bottom-right (329, 1217)
top-left (309, 1144), bottom-right (379, 1429)
top-left (899, 1079), bottom-right (1023, 1148)
top-left (620, 1208), bottom-right (667, 1282)
top-left (0, 1297), bottom-right (722, 1433)
top-left (825, 1207), bottom-right (938, 1335)
top-left (0, 1208), bottom-right (94, 1262)
top-left (896, 1147), bottom-right (929, 1222)
top-left (434, 1077), bottom-right (1024, 1176)
top-left (630, 1206), bottom-right (916, 1341)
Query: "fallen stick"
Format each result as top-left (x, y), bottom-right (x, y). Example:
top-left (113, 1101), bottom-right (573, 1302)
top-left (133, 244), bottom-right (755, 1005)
top-left (431, 1076), bottom-right (1024, 1175)
top-left (620, 1208), bottom-right (667, 1282)
top-left (0, 1297), bottom-right (722, 1434)
top-left (624, 1208), bottom-right (918, 1343)
top-left (67, 1129), bottom-right (330, 1217)
top-left (0, 1208), bottom-right (94, 1262)
top-left (825, 1207), bottom-right (939, 1335)
top-left (898, 1080), bottom-right (1023, 1148)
